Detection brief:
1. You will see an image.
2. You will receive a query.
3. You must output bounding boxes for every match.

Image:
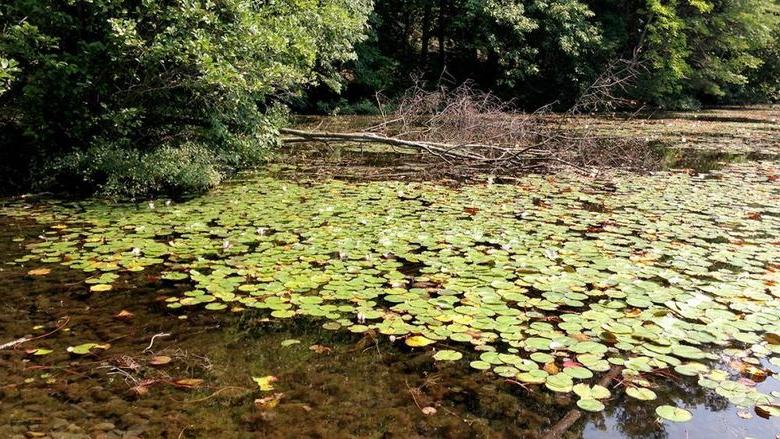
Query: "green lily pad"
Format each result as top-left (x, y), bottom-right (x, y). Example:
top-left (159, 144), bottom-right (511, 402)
top-left (67, 343), bottom-right (110, 355)
top-left (626, 387), bottom-right (657, 401)
top-left (433, 350), bottom-right (463, 361)
top-left (280, 339), bottom-right (301, 347)
top-left (577, 398), bottom-right (605, 412)
top-left (470, 360), bottom-right (491, 371)
top-left (655, 405), bottom-right (692, 423)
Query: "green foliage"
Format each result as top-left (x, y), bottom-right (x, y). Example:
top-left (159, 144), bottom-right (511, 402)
top-left (633, 0), bottom-right (780, 106)
top-left (6, 160), bottom-right (780, 423)
top-left (0, 0), bottom-right (371, 197)
top-left (0, 56), bottom-right (19, 96)
top-left (326, 0), bottom-right (780, 109)
top-left (346, 0), bottom-right (602, 106)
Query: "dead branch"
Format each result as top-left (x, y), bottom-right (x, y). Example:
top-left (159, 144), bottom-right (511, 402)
top-left (282, 51), bottom-right (656, 177)
top-left (280, 128), bottom-right (542, 164)
top-left (0, 316), bottom-right (70, 350)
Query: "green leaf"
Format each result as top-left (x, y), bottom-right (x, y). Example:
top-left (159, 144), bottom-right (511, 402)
top-left (433, 350), bottom-right (463, 361)
top-left (655, 405), bottom-right (693, 422)
top-left (626, 387), bottom-right (657, 401)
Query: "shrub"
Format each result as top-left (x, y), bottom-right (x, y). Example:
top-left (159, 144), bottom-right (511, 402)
top-left (0, 0), bottom-right (371, 198)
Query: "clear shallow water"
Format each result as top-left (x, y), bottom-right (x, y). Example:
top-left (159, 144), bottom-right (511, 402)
top-left (1, 161), bottom-right (780, 438)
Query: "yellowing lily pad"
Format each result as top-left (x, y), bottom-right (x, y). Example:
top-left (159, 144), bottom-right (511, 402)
top-left (406, 336), bottom-right (434, 347)
top-left (252, 375), bottom-right (278, 392)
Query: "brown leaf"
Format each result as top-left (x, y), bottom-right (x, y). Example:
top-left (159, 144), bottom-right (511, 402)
top-left (543, 362), bottom-right (560, 375)
top-left (421, 406), bottom-right (437, 416)
top-left (173, 378), bottom-right (204, 389)
top-left (130, 385), bottom-right (150, 396)
top-left (571, 333), bottom-right (590, 341)
top-left (765, 333), bottom-right (780, 345)
top-left (729, 359), bottom-right (747, 374)
top-left (755, 404), bottom-right (780, 419)
top-left (27, 268), bottom-right (51, 276)
top-left (624, 308), bottom-right (642, 318)
top-left (255, 393), bottom-right (285, 410)
top-left (309, 344), bottom-right (332, 354)
top-left (149, 355), bottom-right (172, 366)
top-left (114, 310), bottom-right (134, 321)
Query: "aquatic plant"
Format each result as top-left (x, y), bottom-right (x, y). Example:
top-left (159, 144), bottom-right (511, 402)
top-left (3, 162), bottom-right (780, 419)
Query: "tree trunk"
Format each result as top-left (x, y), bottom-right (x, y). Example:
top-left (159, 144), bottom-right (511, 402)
top-left (438, 0), bottom-right (447, 69)
top-left (420, 4), bottom-right (433, 68)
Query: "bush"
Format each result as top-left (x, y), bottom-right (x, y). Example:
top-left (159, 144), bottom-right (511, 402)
top-left (0, 0), bottom-right (371, 198)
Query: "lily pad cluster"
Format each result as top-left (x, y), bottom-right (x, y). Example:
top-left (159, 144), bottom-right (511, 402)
top-left (3, 162), bottom-right (780, 420)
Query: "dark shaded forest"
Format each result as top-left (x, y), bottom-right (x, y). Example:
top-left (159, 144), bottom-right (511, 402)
top-left (309, 0), bottom-right (780, 112)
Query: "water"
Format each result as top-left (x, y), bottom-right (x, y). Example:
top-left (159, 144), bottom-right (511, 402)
top-left (2, 109), bottom-right (780, 438)
top-left (2, 192), bottom-right (779, 439)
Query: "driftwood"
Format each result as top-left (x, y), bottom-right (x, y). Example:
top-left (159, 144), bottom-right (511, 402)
top-left (280, 127), bottom-right (545, 166)
top-left (543, 365), bottom-right (625, 439)
top-left (281, 55), bottom-right (655, 175)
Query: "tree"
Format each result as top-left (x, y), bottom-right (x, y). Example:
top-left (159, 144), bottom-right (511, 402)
top-left (326, 0), bottom-right (780, 110)
top-left (589, 0), bottom-right (780, 107)
top-left (0, 0), bottom-right (372, 197)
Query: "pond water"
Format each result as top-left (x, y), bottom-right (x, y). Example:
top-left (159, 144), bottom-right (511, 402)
top-left (1, 155), bottom-right (780, 438)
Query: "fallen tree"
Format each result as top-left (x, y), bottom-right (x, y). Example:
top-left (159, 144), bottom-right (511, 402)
top-left (281, 46), bottom-right (656, 176)
top-left (280, 127), bottom-right (547, 165)
top-left (281, 78), bottom-right (656, 175)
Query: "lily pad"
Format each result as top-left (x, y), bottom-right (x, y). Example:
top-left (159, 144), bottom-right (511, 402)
top-left (433, 350), bottom-right (463, 361)
top-left (655, 405), bottom-right (692, 423)
top-left (626, 387), bottom-right (657, 401)
top-left (67, 343), bottom-right (110, 355)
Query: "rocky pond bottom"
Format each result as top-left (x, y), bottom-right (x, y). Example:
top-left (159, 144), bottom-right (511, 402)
top-left (1, 161), bottom-right (780, 438)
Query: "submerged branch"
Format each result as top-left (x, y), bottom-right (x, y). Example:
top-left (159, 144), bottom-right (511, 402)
top-left (543, 365), bottom-right (625, 439)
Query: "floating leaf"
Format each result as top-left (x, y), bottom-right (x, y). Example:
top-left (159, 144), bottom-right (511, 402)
top-left (27, 348), bottom-right (53, 356)
top-left (545, 373), bottom-right (574, 393)
top-left (626, 387), bottom-right (657, 401)
top-left (433, 350), bottom-right (463, 361)
top-left (406, 336), bottom-right (434, 347)
top-left (27, 268), bottom-right (51, 276)
top-left (67, 343), bottom-right (110, 355)
top-left (512, 369), bottom-right (543, 383)
top-left (470, 360), bottom-right (491, 371)
top-left (655, 405), bottom-right (692, 423)
top-left (577, 398), bottom-right (605, 412)
top-left (563, 366), bottom-right (593, 380)
top-left (573, 384), bottom-right (611, 400)
top-left (280, 339), bottom-right (301, 347)
top-left (90, 284), bottom-right (112, 292)
top-left (255, 393), bottom-right (284, 410)
top-left (253, 375), bottom-right (278, 392)
top-left (149, 355), bottom-right (172, 366)
top-left (174, 378), bottom-right (204, 388)
top-left (755, 404), bottom-right (780, 419)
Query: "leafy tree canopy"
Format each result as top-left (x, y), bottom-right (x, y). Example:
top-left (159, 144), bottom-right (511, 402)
top-left (324, 0), bottom-right (780, 110)
top-left (0, 0), bottom-right (371, 197)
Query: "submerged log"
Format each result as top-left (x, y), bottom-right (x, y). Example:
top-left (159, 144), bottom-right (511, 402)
top-left (543, 365), bottom-right (625, 439)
